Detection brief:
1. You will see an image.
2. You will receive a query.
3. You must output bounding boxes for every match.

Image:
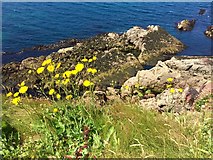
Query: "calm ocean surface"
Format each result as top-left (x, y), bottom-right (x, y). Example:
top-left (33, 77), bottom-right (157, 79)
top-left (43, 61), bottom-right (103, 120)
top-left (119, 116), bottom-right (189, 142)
top-left (2, 2), bottom-right (212, 63)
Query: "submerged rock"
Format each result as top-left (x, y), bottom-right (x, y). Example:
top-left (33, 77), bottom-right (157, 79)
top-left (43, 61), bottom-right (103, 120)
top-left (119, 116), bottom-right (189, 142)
top-left (204, 26), bottom-right (213, 39)
top-left (198, 9), bottom-right (206, 15)
top-left (1, 26), bottom-right (185, 96)
top-left (177, 19), bottom-right (196, 31)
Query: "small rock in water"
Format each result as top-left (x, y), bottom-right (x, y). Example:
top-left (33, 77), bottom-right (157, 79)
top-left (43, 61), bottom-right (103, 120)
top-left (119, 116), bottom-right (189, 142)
top-left (177, 19), bottom-right (196, 31)
top-left (204, 26), bottom-right (213, 39)
top-left (198, 9), bottom-right (206, 15)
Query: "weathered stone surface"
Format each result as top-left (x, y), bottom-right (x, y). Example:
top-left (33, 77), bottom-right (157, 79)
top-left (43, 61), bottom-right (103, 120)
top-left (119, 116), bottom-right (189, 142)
top-left (177, 19), bottom-right (196, 31)
top-left (1, 26), bottom-right (185, 95)
top-left (122, 56), bottom-right (212, 113)
top-left (204, 26), bottom-right (213, 39)
top-left (123, 25), bottom-right (185, 64)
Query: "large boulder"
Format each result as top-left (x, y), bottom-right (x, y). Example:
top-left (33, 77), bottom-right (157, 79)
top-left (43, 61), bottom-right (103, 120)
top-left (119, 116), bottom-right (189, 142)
top-left (1, 26), bottom-right (185, 95)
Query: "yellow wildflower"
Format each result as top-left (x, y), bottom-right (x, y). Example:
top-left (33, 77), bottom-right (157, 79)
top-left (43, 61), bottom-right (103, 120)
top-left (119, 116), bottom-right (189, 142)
top-left (56, 62), bottom-right (61, 69)
top-left (63, 71), bottom-right (72, 78)
top-left (170, 88), bottom-right (175, 93)
top-left (12, 97), bottom-right (21, 105)
top-left (54, 74), bottom-right (60, 79)
top-left (70, 70), bottom-right (78, 75)
top-left (166, 84), bottom-right (172, 88)
top-left (62, 79), bottom-right (70, 85)
top-left (178, 88), bottom-right (183, 93)
top-left (83, 80), bottom-right (93, 87)
top-left (53, 108), bottom-right (58, 113)
top-left (56, 94), bottom-right (61, 100)
top-left (87, 68), bottom-right (97, 74)
top-left (167, 78), bottom-right (173, 83)
top-left (88, 59), bottom-right (93, 63)
top-left (20, 81), bottom-right (25, 86)
top-left (37, 67), bottom-right (45, 74)
top-left (87, 68), bottom-right (93, 73)
top-left (91, 68), bottom-right (97, 74)
top-left (125, 85), bottom-right (129, 90)
top-left (135, 84), bottom-right (140, 88)
top-left (92, 56), bottom-right (97, 61)
top-left (55, 80), bottom-right (61, 84)
top-left (42, 59), bottom-right (52, 66)
top-left (81, 58), bottom-right (88, 62)
top-left (6, 92), bottom-right (13, 97)
top-left (19, 86), bottom-right (28, 94)
top-left (66, 95), bottom-right (73, 100)
top-left (49, 89), bottom-right (55, 95)
top-left (75, 63), bottom-right (84, 72)
top-left (14, 92), bottom-right (19, 97)
top-left (28, 70), bottom-right (32, 74)
top-left (47, 64), bottom-right (55, 73)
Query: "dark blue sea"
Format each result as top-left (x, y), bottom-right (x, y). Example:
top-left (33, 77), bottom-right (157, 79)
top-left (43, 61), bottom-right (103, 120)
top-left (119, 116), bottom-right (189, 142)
top-left (2, 2), bottom-right (212, 64)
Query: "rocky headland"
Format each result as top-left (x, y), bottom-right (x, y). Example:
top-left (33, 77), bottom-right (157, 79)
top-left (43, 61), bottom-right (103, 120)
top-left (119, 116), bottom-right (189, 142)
top-left (1, 25), bottom-right (212, 113)
top-left (1, 25), bottom-right (184, 91)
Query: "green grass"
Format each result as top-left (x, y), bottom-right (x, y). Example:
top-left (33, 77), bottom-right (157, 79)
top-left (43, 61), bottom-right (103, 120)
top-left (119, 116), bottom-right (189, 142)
top-left (1, 95), bottom-right (212, 158)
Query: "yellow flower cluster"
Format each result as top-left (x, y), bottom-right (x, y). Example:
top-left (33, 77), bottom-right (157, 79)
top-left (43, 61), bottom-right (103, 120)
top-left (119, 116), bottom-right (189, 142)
top-left (6, 80), bottom-right (29, 106)
top-left (167, 77), bottom-right (173, 83)
top-left (81, 56), bottom-right (97, 63)
top-left (37, 59), bottom-right (58, 74)
top-left (87, 68), bottom-right (97, 74)
top-left (42, 59), bottom-right (52, 66)
top-left (12, 97), bottom-right (21, 105)
top-left (10, 57), bottom-right (97, 103)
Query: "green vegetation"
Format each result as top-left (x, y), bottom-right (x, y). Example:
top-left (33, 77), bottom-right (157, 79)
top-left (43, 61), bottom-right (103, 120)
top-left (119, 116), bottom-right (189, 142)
top-left (1, 96), bottom-right (212, 158)
top-left (1, 58), bottom-right (212, 158)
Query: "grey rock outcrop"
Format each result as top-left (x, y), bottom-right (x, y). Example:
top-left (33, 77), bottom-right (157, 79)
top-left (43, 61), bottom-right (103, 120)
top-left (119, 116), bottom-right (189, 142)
top-left (123, 25), bottom-right (185, 64)
top-left (122, 56), bottom-right (213, 112)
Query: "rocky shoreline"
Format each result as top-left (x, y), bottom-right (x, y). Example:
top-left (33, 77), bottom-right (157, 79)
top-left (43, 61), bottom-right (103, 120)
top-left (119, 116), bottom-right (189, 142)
top-left (1, 25), bottom-right (184, 90)
top-left (1, 25), bottom-right (212, 113)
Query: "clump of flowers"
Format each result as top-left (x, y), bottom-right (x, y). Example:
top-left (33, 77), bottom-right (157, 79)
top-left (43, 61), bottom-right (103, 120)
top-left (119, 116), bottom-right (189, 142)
top-left (39, 58), bottom-right (96, 100)
top-left (6, 80), bottom-right (29, 106)
top-left (6, 56), bottom-right (98, 103)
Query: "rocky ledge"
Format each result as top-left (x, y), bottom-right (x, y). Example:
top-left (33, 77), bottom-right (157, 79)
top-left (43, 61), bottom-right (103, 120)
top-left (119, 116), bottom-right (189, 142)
top-left (121, 56), bottom-right (212, 113)
top-left (1, 25), bottom-right (185, 95)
